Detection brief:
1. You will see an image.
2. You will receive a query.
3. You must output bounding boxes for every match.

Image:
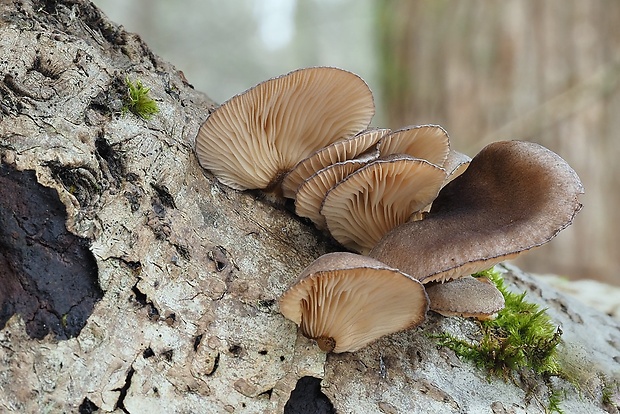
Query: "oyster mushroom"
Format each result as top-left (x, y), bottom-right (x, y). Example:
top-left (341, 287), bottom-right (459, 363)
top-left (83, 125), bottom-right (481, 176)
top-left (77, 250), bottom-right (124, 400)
top-left (279, 252), bottom-right (428, 353)
top-left (425, 275), bottom-right (505, 320)
top-left (281, 128), bottom-right (389, 199)
top-left (321, 155), bottom-right (447, 254)
top-left (195, 67), bottom-right (375, 192)
top-left (294, 159), bottom-right (369, 230)
top-left (441, 149), bottom-right (471, 186)
top-left (369, 140), bottom-right (584, 283)
top-left (378, 124), bottom-right (450, 167)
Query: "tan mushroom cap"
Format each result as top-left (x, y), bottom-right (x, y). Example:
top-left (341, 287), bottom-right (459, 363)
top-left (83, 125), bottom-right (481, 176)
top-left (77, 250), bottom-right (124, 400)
top-left (279, 252), bottom-right (428, 353)
top-left (425, 275), bottom-right (505, 320)
top-left (295, 160), bottom-right (369, 230)
top-left (281, 128), bottom-right (389, 199)
top-left (195, 67), bottom-right (375, 191)
top-left (442, 149), bottom-right (471, 187)
top-left (369, 140), bottom-right (584, 283)
top-left (321, 155), bottom-right (447, 254)
top-left (378, 125), bottom-right (450, 167)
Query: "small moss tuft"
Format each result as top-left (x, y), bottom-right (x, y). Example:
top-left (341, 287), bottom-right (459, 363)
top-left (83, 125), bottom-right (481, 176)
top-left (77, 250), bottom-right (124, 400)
top-left (435, 267), bottom-right (562, 379)
top-left (602, 379), bottom-right (619, 407)
top-left (547, 389), bottom-right (565, 414)
top-left (123, 77), bottom-right (159, 120)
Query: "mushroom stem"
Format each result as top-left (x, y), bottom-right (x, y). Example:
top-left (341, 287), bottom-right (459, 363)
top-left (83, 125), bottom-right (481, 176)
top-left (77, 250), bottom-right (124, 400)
top-left (315, 336), bottom-right (337, 352)
top-left (263, 169), bottom-right (290, 198)
top-left (300, 309), bottom-right (337, 351)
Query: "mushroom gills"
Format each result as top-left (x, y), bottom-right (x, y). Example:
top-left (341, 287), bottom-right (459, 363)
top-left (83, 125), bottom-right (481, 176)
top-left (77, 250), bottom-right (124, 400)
top-left (281, 128), bottom-right (388, 198)
top-left (195, 67), bottom-right (375, 192)
top-left (321, 156), bottom-right (447, 255)
top-left (279, 252), bottom-right (429, 353)
top-left (378, 124), bottom-right (451, 167)
top-left (294, 159), bottom-right (368, 230)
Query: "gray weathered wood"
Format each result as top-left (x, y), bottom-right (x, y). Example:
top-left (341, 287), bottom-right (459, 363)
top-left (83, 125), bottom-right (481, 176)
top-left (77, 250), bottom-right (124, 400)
top-left (1, 2), bottom-right (618, 413)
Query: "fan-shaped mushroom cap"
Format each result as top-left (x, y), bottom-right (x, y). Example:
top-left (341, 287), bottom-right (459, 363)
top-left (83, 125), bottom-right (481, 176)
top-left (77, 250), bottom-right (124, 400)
top-left (378, 125), bottom-right (450, 167)
top-left (321, 155), bottom-right (447, 254)
top-left (281, 128), bottom-right (389, 199)
top-left (369, 140), bottom-right (584, 283)
top-left (442, 149), bottom-right (471, 186)
top-left (425, 275), bottom-right (505, 320)
top-left (279, 252), bottom-right (428, 353)
top-left (195, 67), bottom-right (375, 191)
top-left (294, 160), bottom-right (368, 230)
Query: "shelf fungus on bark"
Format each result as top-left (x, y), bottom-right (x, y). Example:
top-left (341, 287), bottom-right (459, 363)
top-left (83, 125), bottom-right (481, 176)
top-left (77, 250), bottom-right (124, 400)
top-left (281, 127), bottom-right (388, 199)
top-left (279, 252), bottom-right (428, 353)
top-left (369, 140), bottom-right (584, 284)
top-left (193, 68), bottom-right (584, 354)
top-left (321, 155), bottom-right (447, 255)
top-left (294, 158), bottom-right (371, 230)
top-left (195, 67), bottom-right (375, 193)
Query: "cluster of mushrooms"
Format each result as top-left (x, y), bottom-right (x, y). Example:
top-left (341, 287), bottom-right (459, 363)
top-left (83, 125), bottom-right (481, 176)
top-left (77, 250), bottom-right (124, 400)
top-left (195, 67), bottom-right (584, 353)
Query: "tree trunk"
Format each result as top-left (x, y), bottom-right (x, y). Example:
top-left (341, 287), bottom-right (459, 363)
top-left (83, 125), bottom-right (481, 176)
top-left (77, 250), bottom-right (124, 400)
top-left (0, 1), bottom-right (618, 413)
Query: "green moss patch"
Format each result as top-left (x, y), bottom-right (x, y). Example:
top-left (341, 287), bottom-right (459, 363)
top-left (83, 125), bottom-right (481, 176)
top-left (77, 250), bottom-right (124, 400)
top-left (436, 268), bottom-right (562, 378)
top-left (123, 77), bottom-right (159, 120)
top-left (434, 268), bottom-right (566, 412)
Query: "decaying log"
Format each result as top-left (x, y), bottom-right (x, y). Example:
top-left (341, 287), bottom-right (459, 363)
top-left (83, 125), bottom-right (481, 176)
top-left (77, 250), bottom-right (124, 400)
top-left (1, 1), bottom-right (618, 413)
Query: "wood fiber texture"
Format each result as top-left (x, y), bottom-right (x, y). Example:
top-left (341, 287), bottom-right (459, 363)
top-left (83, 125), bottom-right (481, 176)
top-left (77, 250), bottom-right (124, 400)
top-left (0, 1), bottom-right (618, 413)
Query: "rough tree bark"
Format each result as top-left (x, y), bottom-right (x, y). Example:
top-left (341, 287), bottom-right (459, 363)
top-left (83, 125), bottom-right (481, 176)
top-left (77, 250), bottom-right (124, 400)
top-left (0, 1), bottom-right (618, 413)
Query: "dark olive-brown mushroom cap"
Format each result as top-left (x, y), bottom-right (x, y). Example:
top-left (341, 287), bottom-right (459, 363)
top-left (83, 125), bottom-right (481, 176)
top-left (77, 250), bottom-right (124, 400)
top-left (425, 275), bottom-right (505, 320)
top-left (279, 252), bottom-right (428, 353)
top-left (369, 140), bottom-right (584, 283)
top-left (407, 149), bottom-right (471, 219)
top-left (195, 67), bottom-right (375, 191)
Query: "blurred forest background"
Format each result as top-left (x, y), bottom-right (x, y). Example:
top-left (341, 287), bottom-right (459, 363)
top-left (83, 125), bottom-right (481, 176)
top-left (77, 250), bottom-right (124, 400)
top-left (93, 0), bottom-right (620, 285)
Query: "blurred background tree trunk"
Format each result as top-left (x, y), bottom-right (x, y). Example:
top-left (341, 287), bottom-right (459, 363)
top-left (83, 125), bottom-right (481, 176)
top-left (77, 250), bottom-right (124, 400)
top-left (376, 0), bottom-right (620, 282)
